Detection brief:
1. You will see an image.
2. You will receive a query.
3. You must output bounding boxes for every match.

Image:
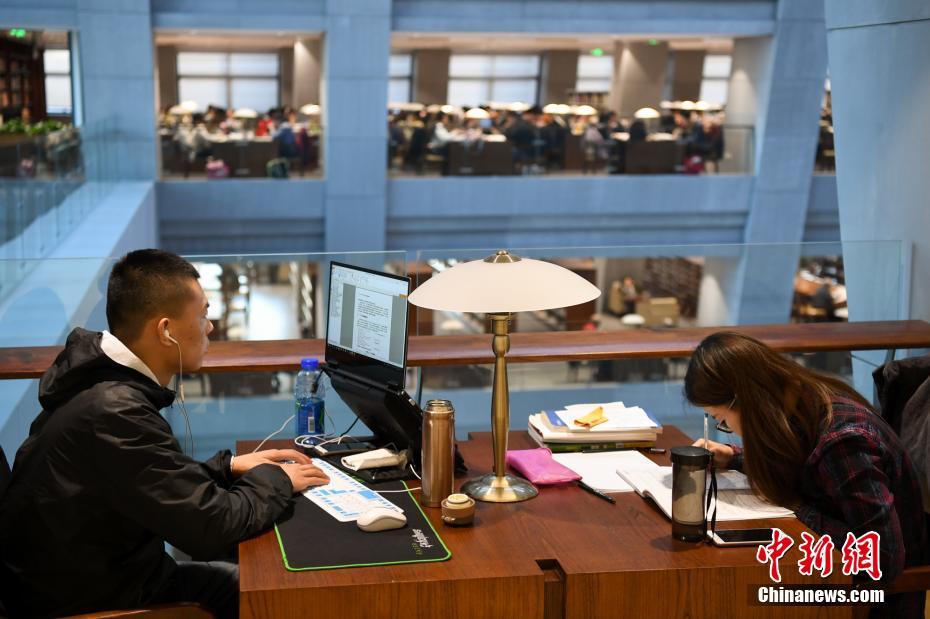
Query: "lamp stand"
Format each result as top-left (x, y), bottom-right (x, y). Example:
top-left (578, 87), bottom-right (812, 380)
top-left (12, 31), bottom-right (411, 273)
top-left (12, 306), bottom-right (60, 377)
top-left (461, 312), bottom-right (539, 503)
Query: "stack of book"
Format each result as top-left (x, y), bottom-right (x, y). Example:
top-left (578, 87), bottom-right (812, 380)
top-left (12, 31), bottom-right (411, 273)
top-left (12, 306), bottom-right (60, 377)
top-left (527, 401), bottom-right (662, 453)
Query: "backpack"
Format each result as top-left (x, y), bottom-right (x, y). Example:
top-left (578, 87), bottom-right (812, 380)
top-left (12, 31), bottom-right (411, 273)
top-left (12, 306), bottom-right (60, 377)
top-left (266, 158), bottom-right (289, 179)
top-left (205, 158), bottom-right (229, 179)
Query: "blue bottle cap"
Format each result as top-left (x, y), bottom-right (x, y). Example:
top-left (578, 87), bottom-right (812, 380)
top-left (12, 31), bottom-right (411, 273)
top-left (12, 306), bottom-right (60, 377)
top-left (301, 358), bottom-right (319, 371)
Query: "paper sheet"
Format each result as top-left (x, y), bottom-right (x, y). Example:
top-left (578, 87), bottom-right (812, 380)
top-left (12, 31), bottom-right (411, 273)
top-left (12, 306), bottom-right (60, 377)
top-left (553, 450), bottom-right (660, 493)
top-left (557, 402), bottom-right (659, 432)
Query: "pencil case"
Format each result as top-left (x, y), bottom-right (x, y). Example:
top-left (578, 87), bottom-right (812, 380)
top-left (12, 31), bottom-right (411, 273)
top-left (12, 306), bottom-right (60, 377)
top-left (505, 448), bottom-right (581, 485)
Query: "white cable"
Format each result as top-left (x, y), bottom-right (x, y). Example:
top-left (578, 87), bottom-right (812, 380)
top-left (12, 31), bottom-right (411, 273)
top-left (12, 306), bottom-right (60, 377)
top-left (253, 414), bottom-right (296, 453)
top-left (374, 487), bottom-right (421, 493)
top-left (173, 340), bottom-right (194, 457)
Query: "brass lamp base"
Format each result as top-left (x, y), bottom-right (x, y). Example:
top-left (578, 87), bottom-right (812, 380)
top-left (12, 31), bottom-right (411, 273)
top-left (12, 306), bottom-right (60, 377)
top-left (461, 473), bottom-right (539, 503)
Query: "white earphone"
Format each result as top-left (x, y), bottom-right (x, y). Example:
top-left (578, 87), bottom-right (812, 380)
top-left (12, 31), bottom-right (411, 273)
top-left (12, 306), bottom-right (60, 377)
top-left (164, 325), bottom-right (193, 456)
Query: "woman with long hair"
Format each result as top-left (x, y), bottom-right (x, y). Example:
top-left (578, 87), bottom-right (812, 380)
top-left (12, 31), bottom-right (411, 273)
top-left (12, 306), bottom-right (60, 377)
top-left (685, 332), bottom-right (926, 617)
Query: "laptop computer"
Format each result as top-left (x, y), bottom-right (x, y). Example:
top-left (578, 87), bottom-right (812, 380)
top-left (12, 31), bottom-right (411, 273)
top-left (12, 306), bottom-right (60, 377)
top-left (320, 261), bottom-right (423, 478)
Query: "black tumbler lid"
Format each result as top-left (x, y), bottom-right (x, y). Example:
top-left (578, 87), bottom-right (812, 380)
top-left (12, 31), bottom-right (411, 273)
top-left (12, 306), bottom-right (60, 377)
top-left (670, 445), bottom-right (711, 466)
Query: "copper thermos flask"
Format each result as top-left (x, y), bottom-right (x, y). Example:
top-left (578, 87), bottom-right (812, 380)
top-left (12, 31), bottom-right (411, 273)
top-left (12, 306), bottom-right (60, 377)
top-left (421, 399), bottom-right (455, 506)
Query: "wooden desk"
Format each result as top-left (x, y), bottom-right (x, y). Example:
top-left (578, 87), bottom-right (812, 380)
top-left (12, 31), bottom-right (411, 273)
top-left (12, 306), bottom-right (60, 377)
top-left (237, 429), bottom-right (850, 619)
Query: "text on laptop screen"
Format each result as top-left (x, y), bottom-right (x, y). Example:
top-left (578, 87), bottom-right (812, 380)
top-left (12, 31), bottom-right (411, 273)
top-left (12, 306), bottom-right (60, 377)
top-left (327, 263), bottom-right (409, 369)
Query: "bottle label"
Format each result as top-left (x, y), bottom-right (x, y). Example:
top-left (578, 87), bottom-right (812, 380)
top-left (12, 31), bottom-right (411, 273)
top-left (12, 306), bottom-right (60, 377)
top-left (296, 397), bottom-right (325, 436)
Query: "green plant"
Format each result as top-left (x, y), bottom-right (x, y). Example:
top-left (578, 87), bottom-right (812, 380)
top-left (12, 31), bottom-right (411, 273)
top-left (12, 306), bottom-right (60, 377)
top-left (0, 118), bottom-right (69, 135)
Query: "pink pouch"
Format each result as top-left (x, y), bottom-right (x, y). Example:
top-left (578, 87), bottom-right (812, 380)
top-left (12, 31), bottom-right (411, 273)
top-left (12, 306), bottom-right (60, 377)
top-left (505, 448), bottom-right (582, 485)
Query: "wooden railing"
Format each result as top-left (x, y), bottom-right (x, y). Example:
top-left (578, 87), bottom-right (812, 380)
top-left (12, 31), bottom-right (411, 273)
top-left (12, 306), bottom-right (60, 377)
top-left (0, 320), bottom-right (928, 379)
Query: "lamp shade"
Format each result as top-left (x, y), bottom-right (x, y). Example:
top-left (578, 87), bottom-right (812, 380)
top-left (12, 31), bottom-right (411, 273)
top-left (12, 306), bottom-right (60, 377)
top-left (464, 107), bottom-right (490, 119)
top-left (572, 104), bottom-right (598, 117)
top-left (234, 107), bottom-right (258, 119)
top-left (408, 251), bottom-right (601, 313)
top-left (180, 100), bottom-right (199, 113)
top-left (542, 103), bottom-right (571, 115)
top-left (389, 102), bottom-right (425, 112)
top-left (299, 103), bottom-right (321, 115)
top-left (634, 107), bottom-right (660, 119)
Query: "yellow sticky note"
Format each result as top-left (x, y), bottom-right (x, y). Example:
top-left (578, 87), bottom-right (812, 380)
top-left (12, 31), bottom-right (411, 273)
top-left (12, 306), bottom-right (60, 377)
top-left (574, 406), bottom-right (607, 429)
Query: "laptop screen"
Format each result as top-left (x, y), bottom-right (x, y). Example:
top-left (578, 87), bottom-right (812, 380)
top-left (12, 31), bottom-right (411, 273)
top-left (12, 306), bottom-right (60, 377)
top-left (325, 261), bottom-right (410, 387)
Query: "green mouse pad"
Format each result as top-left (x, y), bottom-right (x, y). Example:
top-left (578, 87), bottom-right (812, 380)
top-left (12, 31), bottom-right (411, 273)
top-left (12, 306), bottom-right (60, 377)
top-left (274, 481), bottom-right (452, 570)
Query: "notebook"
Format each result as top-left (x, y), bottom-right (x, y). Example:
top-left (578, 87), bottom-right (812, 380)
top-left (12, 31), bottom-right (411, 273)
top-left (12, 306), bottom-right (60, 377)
top-left (616, 467), bottom-right (795, 521)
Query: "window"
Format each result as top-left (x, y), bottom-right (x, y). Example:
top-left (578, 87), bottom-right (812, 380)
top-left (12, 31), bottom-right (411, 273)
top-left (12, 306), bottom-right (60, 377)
top-left (44, 49), bottom-right (72, 115)
top-left (176, 51), bottom-right (279, 111)
top-left (576, 55), bottom-right (613, 94)
top-left (699, 54), bottom-right (731, 105)
top-left (388, 53), bottom-right (412, 104)
top-left (447, 54), bottom-right (539, 107)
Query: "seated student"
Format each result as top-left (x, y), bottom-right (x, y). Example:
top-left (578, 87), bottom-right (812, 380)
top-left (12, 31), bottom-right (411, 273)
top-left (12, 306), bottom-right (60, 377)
top-left (687, 332), bottom-right (927, 618)
top-left (0, 249), bottom-right (329, 619)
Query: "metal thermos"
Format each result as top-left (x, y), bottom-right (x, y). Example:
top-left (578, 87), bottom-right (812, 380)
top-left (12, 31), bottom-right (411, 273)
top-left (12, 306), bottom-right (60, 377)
top-left (670, 445), bottom-right (712, 542)
top-left (421, 399), bottom-right (455, 507)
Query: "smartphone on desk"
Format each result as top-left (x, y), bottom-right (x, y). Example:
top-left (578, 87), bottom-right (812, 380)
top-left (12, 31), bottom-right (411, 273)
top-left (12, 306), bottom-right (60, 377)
top-left (707, 528), bottom-right (773, 547)
top-left (305, 440), bottom-right (374, 457)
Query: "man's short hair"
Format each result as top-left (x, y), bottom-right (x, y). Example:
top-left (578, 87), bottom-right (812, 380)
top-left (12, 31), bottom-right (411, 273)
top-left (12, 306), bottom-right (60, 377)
top-left (106, 249), bottom-right (200, 341)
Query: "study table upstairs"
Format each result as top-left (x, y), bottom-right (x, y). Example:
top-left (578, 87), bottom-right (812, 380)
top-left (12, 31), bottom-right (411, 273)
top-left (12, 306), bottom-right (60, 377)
top-left (237, 428), bottom-right (852, 619)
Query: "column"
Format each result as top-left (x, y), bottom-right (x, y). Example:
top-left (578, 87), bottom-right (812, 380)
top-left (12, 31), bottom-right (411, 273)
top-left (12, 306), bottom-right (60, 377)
top-left (825, 0), bottom-right (930, 393)
top-left (155, 45), bottom-right (178, 110)
top-left (540, 50), bottom-right (579, 104)
top-left (323, 0), bottom-right (391, 252)
top-left (609, 41), bottom-right (669, 117)
top-left (293, 37), bottom-right (323, 108)
top-left (670, 50), bottom-right (705, 102)
top-left (720, 37), bottom-right (773, 174)
top-left (76, 0), bottom-right (157, 180)
top-left (731, 0), bottom-right (827, 324)
top-left (412, 49), bottom-right (449, 104)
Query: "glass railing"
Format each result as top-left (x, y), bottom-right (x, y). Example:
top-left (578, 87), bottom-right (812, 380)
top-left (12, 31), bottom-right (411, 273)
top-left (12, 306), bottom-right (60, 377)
top-left (0, 242), bottom-right (909, 462)
top-left (0, 118), bottom-right (118, 293)
top-left (388, 120), bottom-right (754, 177)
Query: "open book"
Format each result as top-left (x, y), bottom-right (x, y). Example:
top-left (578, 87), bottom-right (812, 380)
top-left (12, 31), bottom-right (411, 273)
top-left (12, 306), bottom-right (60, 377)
top-left (616, 467), bottom-right (795, 521)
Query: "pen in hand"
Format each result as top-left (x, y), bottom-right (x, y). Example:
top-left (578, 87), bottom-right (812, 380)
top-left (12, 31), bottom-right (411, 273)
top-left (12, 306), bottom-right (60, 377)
top-left (577, 480), bottom-right (616, 504)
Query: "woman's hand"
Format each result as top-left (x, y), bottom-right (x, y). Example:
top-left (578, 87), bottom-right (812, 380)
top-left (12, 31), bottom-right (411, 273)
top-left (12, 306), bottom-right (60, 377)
top-left (692, 438), bottom-right (735, 469)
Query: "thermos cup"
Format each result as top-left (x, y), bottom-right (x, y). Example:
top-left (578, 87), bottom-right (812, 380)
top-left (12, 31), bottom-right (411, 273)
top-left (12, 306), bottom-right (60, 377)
top-left (421, 399), bottom-right (455, 506)
top-left (670, 445), bottom-right (712, 542)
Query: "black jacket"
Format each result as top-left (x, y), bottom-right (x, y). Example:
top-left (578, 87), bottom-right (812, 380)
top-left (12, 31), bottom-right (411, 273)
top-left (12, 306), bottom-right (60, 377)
top-left (0, 328), bottom-right (292, 617)
top-left (874, 354), bottom-right (930, 511)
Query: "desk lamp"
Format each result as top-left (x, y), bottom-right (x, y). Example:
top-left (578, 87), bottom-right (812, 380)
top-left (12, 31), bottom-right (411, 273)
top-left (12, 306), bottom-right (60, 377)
top-left (408, 250), bottom-right (601, 502)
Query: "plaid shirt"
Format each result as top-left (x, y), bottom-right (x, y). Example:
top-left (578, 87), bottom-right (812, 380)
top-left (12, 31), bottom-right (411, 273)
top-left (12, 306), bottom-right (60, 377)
top-left (730, 397), bottom-right (927, 618)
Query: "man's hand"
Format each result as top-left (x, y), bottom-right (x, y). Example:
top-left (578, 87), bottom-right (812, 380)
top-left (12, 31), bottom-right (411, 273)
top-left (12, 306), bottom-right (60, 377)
top-left (231, 449), bottom-right (312, 476)
top-left (230, 449), bottom-right (330, 493)
top-left (692, 438), bottom-right (735, 469)
top-left (279, 463), bottom-right (330, 494)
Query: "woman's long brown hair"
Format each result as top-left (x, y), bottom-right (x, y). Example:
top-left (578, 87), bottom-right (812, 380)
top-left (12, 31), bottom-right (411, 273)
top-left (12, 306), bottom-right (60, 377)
top-left (684, 331), bottom-right (873, 509)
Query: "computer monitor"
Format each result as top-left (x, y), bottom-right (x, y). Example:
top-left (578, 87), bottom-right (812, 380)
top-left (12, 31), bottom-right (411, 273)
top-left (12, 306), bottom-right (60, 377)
top-left (325, 261), bottom-right (410, 388)
top-left (323, 262), bottom-right (421, 460)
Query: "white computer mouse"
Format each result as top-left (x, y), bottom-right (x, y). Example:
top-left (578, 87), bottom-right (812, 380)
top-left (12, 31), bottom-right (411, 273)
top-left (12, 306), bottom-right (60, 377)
top-left (356, 507), bottom-right (407, 532)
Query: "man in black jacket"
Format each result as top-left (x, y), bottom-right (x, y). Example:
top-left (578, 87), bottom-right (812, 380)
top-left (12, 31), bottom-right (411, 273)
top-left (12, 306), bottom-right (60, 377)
top-left (0, 249), bottom-right (329, 618)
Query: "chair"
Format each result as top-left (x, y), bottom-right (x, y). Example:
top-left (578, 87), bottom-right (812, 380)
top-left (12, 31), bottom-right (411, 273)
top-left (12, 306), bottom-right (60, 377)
top-left (0, 446), bottom-right (214, 619)
top-left (858, 356), bottom-right (930, 616)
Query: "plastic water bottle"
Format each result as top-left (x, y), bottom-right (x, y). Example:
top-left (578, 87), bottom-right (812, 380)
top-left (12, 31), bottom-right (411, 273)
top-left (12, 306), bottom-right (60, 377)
top-left (295, 358), bottom-right (325, 437)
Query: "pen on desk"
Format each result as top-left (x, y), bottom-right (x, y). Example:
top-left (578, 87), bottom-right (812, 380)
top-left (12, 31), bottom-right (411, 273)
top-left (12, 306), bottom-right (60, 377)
top-left (577, 480), bottom-right (616, 504)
